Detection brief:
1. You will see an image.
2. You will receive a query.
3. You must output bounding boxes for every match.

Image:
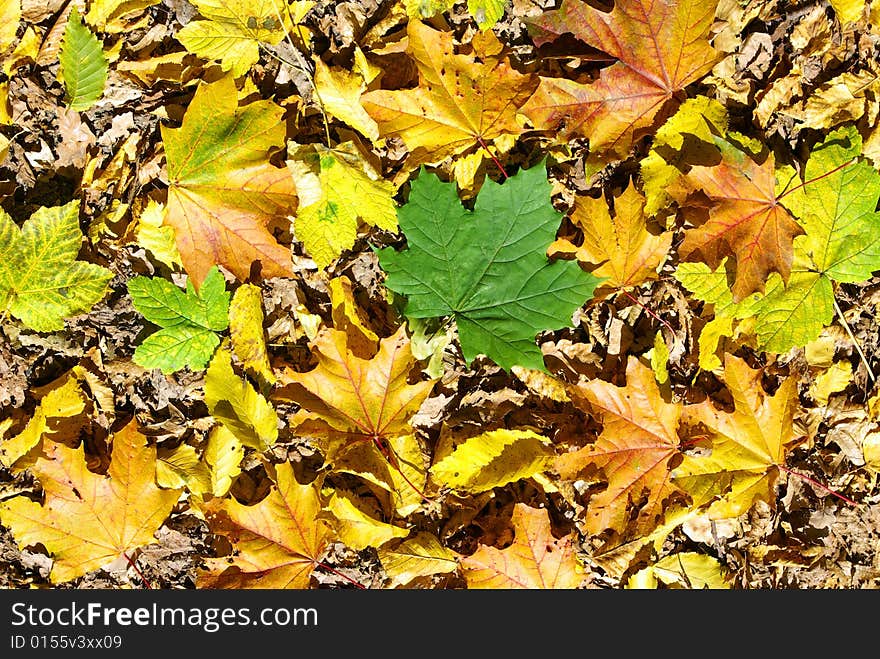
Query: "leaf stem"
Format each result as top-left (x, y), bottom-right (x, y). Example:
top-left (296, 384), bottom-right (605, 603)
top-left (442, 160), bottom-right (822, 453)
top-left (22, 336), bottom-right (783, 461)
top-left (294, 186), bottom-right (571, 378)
top-left (123, 552), bottom-right (152, 589)
top-left (832, 297), bottom-right (875, 384)
top-left (314, 561), bottom-right (367, 589)
top-left (476, 136), bottom-right (508, 179)
top-left (777, 158), bottom-right (857, 200)
top-left (620, 289), bottom-right (676, 336)
top-left (778, 464), bottom-right (861, 507)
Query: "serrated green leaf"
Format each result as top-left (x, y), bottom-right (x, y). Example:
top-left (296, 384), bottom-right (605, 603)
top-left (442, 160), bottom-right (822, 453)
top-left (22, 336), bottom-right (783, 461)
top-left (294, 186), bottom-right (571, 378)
top-left (781, 125), bottom-right (880, 283)
top-left (752, 248), bottom-right (832, 354)
top-left (204, 346), bottom-right (278, 451)
top-left (128, 265), bottom-right (229, 373)
top-left (59, 7), bottom-right (107, 112)
top-left (0, 201), bottom-right (113, 332)
top-left (378, 162), bottom-right (600, 372)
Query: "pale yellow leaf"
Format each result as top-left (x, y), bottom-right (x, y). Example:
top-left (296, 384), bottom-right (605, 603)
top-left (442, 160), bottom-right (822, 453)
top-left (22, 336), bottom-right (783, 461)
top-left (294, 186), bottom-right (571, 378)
top-left (204, 425), bottom-right (243, 497)
top-left (808, 360), bottom-right (853, 406)
top-left (378, 532), bottom-right (458, 587)
top-left (429, 429), bottom-right (553, 493)
top-left (156, 443), bottom-right (211, 494)
top-left (324, 490), bottom-right (409, 551)
top-left (1, 0), bottom-right (20, 53)
top-left (229, 283), bottom-right (275, 385)
top-left (289, 142), bottom-right (398, 269)
top-left (204, 346), bottom-right (278, 451)
top-left (0, 375), bottom-right (86, 470)
top-left (132, 200), bottom-right (183, 269)
top-left (627, 552), bottom-right (732, 589)
top-left (313, 57), bottom-right (380, 141)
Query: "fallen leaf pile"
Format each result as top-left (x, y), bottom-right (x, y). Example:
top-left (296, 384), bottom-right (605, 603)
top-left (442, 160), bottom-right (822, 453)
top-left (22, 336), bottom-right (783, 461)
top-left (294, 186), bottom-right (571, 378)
top-left (2, 0), bottom-right (880, 590)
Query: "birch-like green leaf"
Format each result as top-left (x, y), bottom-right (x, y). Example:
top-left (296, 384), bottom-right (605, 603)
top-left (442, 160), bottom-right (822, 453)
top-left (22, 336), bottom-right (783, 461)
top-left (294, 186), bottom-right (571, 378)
top-left (378, 162), bottom-right (600, 372)
top-left (0, 201), bottom-right (113, 332)
top-left (127, 265), bottom-right (229, 373)
top-left (59, 7), bottom-right (107, 111)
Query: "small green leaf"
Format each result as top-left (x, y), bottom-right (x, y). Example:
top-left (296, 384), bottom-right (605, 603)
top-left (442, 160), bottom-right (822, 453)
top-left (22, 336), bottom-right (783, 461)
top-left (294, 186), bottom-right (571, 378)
top-left (128, 266), bottom-right (229, 373)
top-left (0, 201), bottom-right (113, 332)
top-left (378, 161), bottom-right (601, 372)
top-left (59, 7), bottom-right (107, 112)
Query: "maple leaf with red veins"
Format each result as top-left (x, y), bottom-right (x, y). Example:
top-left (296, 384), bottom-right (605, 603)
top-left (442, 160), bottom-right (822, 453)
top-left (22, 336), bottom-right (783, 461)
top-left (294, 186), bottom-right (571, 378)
top-left (554, 357), bottom-right (685, 538)
top-left (521, 0), bottom-right (721, 158)
top-left (678, 138), bottom-right (805, 302)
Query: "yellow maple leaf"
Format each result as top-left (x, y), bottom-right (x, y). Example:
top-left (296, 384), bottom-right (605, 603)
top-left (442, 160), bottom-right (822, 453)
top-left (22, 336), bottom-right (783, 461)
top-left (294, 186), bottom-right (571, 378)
top-left (549, 180), bottom-right (672, 297)
top-left (555, 357), bottom-right (685, 538)
top-left (672, 354), bottom-right (800, 519)
top-left (459, 504), bottom-right (584, 588)
top-left (197, 462), bottom-right (333, 588)
top-left (0, 421), bottom-right (182, 583)
top-left (361, 19), bottom-right (538, 168)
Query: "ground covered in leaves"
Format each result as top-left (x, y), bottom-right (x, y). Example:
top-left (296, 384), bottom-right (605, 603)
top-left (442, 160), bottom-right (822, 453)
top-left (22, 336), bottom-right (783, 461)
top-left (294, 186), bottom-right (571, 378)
top-left (2, 0), bottom-right (880, 589)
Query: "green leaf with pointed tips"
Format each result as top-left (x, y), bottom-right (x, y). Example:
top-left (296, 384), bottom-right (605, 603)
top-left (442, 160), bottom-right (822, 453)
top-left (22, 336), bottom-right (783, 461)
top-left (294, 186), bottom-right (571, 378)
top-left (127, 265), bottom-right (229, 373)
top-left (0, 201), bottom-right (113, 332)
top-left (378, 162), bottom-right (601, 372)
top-left (59, 7), bottom-right (107, 112)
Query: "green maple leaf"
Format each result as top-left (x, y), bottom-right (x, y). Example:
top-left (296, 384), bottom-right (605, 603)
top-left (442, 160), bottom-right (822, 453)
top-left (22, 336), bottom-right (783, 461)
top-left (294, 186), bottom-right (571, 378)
top-left (128, 266), bottom-right (230, 373)
top-left (0, 201), bottom-right (113, 332)
top-left (676, 125), bottom-right (880, 354)
top-left (377, 162), bottom-right (601, 372)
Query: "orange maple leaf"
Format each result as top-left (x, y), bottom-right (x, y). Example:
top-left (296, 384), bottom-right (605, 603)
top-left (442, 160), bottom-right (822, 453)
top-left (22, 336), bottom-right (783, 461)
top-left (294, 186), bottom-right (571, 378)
top-left (554, 357), bottom-right (685, 537)
top-left (677, 139), bottom-right (805, 301)
top-left (162, 74), bottom-right (298, 288)
top-left (672, 354), bottom-right (800, 519)
top-left (0, 421), bottom-right (181, 584)
top-left (197, 462), bottom-right (333, 588)
top-left (520, 0), bottom-right (720, 158)
top-left (459, 503), bottom-right (584, 588)
top-left (361, 20), bottom-right (538, 167)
